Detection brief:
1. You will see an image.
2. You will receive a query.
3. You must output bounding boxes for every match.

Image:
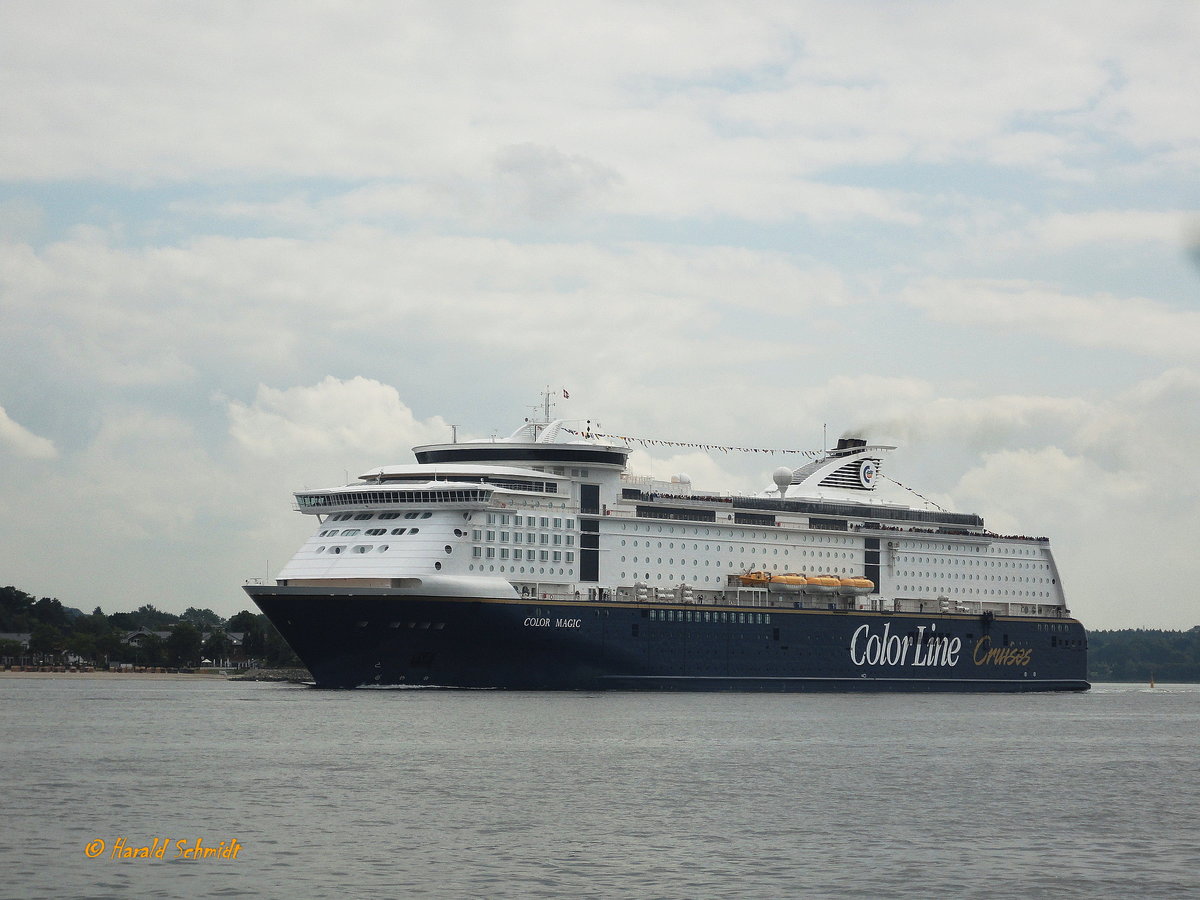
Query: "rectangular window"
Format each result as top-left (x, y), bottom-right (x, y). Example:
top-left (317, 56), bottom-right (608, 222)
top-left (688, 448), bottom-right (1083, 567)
top-left (501, 515), bottom-right (510, 525)
top-left (566, 535), bottom-right (574, 546)
top-left (540, 517), bottom-right (549, 527)
top-left (472, 529), bottom-right (481, 541)
top-left (553, 517), bottom-right (562, 528)
top-left (486, 530), bottom-right (495, 541)
top-left (487, 513), bottom-right (496, 525)
top-left (499, 531), bottom-right (509, 542)
top-left (539, 551), bottom-right (548, 561)
top-left (553, 535), bottom-right (562, 545)
top-left (500, 549), bottom-right (510, 559)
top-left (540, 534), bottom-right (549, 544)
top-left (526, 549), bottom-right (536, 561)
top-left (485, 548), bottom-right (495, 559)
top-left (565, 519), bottom-right (574, 530)
top-left (514, 515), bottom-right (524, 526)
top-left (552, 551), bottom-right (561, 562)
top-left (566, 552), bottom-right (574, 563)
top-left (472, 547), bottom-right (482, 558)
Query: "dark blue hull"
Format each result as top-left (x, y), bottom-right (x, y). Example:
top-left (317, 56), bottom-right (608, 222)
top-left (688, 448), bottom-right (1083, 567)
top-left (246, 586), bottom-right (1089, 692)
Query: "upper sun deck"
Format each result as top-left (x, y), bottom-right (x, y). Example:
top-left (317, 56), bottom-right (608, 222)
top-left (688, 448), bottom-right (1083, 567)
top-left (412, 417), bottom-right (632, 470)
top-left (359, 463), bottom-right (570, 496)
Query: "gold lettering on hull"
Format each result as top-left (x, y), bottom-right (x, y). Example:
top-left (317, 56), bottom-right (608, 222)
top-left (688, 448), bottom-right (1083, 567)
top-left (972, 635), bottom-right (1033, 667)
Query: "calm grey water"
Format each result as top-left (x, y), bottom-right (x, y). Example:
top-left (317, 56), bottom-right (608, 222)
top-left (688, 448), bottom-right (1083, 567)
top-left (2, 677), bottom-right (1197, 900)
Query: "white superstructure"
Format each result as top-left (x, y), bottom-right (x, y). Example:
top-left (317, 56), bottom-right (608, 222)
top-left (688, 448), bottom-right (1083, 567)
top-left (273, 414), bottom-right (1070, 620)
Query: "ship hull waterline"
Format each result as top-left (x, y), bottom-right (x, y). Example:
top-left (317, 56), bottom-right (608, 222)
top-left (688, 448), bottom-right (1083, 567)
top-left (247, 586), bottom-right (1089, 693)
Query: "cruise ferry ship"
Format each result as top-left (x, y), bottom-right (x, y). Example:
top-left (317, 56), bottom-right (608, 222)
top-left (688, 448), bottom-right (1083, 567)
top-left (245, 406), bottom-right (1089, 692)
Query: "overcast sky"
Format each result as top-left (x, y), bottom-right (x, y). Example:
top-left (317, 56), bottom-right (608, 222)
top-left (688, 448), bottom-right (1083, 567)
top-left (1, 2), bottom-right (1197, 629)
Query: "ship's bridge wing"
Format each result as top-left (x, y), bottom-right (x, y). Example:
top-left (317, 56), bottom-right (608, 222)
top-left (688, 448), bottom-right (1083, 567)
top-left (294, 480), bottom-right (495, 514)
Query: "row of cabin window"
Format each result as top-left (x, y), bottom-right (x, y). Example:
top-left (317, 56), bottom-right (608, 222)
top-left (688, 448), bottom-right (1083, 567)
top-left (899, 542), bottom-right (1043, 555)
top-left (650, 608), bottom-right (771, 624)
top-left (897, 555), bottom-right (1049, 570)
top-left (474, 530), bottom-right (573, 546)
top-left (327, 511), bottom-right (433, 522)
top-left (897, 585), bottom-right (1053, 598)
top-left (320, 527), bottom-right (420, 537)
top-left (487, 513), bottom-right (574, 529)
top-left (474, 548), bottom-right (573, 562)
top-left (621, 522), bottom-right (854, 544)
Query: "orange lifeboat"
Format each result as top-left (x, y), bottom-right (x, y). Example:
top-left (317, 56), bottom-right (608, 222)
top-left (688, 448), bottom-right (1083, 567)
top-left (739, 571), bottom-right (810, 592)
top-left (838, 576), bottom-right (875, 596)
top-left (767, 573), bottom-right (808, 593)
top-left (803, 574), bottom-right (840, 594)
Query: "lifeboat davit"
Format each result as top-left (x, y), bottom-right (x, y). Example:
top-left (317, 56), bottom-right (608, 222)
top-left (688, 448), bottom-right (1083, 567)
top-left (837, 576), bottom-right (875, 596)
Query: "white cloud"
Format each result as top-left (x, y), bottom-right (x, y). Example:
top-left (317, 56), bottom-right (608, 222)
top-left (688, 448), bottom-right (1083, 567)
top-left (901, 278), bottom-right (1200, 359)
top-left (228, 376), bottom-right (451, 461)
top-left (3, 3), bottom-right (1196, 217)
top-left (1032, 210), bottom-right (1193, 250)
top-left (0, 405), bottom-right (57, 458)
top-left (0, 228), bottom-right (863, 409)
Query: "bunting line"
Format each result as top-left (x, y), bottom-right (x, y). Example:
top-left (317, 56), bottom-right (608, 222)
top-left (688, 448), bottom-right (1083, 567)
top-left (881, 475), bottom-right (948, 512)
top-left (562, 427), bottom-right (822, 457)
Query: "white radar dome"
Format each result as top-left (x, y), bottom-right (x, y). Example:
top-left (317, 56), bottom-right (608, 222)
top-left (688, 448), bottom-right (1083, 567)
top-left (772, 466), bottom-right (794, 493)
top-left (670, 473), bottom-right (692, 485)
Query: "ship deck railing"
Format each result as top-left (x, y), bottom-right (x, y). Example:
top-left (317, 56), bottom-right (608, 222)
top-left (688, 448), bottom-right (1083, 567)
top-left (526, 588), bottom-right (1072, 619)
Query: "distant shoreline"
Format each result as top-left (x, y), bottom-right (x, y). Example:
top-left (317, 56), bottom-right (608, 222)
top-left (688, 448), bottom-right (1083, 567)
top-left (0, 668), bottom-right (311, 682)
top-left (0, 669), bottom-right (231, 679)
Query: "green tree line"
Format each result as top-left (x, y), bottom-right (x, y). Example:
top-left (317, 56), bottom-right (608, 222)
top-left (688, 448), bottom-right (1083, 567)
top-left (1087, 628), bottom-right (1200, 683)
top-left (0, 585), bottom-right (299, 668)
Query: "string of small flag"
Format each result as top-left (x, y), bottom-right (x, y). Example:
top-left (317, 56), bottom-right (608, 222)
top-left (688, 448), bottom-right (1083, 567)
top-left (881, 475), bottom-right (948, 512)
top-left (561, 427), bottom-right (822, 457)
